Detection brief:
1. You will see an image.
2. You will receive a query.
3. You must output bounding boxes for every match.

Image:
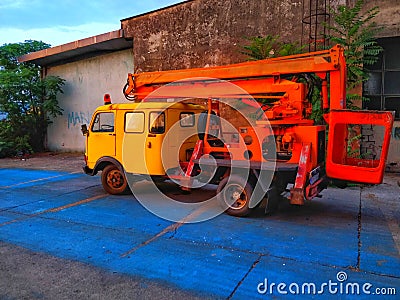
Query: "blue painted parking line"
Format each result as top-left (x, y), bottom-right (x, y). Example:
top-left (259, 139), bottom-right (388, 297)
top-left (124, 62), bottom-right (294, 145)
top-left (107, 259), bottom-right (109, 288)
top-left (0, 173), bottom-right (100, 213)
top-left (0, 210), bottom-right (26, 225)
top-left (0, 194), bottom-right (109, 227)
top-left (42, 196), bottom-right (173, 234)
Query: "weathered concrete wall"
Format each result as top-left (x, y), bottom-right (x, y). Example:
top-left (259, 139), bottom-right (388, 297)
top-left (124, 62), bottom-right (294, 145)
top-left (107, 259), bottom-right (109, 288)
top-left (387, 120), bottom-right (400, 171)
top-left (122, 0), bottom-right (400, 72)
top-left (121, 0), bottom-right (400, 169)
top-left (46, 49), bottom-right (134, 152)
top-left (345, 0), bottom-right (400, 38)
top-left (122, 0), bottom-right (305, 72)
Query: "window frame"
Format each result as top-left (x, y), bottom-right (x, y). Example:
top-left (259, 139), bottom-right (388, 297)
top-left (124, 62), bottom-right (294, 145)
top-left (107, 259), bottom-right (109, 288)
top-left (91, 112), bottom-right (115, 133)
top-left (363, 37), bottom-right (400, 119)
top-left (179, 112), bottom-right (195, 127)
top-left (149, 111), bottom-right (165, 134)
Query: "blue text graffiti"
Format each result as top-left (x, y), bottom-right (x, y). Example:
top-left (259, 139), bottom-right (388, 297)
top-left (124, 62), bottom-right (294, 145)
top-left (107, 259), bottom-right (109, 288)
top-left (68, 111), bottom-right (91, 129)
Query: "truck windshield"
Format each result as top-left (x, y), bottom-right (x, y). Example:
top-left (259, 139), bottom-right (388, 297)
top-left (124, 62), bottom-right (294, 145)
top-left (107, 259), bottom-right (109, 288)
top-left (91, 112), bottom-right (114, 132)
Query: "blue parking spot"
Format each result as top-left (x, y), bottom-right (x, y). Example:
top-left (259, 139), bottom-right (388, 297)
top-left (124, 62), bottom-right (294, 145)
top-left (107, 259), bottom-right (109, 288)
top-left (171, 215), bottom-right (359, 268)
top-left (360, 199), bottom-right (400, 277)
top-left (0, 210), bottom-right (24, 224)
top-left (0, 173), bottom-right (99, 213)
top-left (116, 237), bottom-right (259, 298)
top-left (0, 168), bottom-right (81, 189)
top-left (0, 215), bottom-right (150, 264)
top-left (7, 189), bottom-right (99, 215)
top-left (0, 168), bottom-right (399, 298)
top-left (170, 188), bottom-right (361, 269)
top-left (234, 255), bottom-right (400, 299)
top-left (45, 197), bottom-right (173, 234)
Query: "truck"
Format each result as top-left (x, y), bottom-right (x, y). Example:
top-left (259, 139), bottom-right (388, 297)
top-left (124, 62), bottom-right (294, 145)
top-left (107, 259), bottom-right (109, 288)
top-left (82, 44), bottom-right (394, 217)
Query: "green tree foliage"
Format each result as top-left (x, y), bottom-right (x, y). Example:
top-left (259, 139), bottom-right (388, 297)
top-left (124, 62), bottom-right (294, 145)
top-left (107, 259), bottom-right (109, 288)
top-left (326, 0), bottom-right (382, 106)
top-left (240, 35), bottom-right (305, 60)
top-left (239, 35), bottom-right (324, 121)
top-left (0, 40), bottom-right (65, 157)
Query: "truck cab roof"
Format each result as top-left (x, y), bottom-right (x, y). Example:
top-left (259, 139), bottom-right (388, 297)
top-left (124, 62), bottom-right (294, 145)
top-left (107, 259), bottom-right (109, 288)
top-left (96, 101), bottom-right (205, 111)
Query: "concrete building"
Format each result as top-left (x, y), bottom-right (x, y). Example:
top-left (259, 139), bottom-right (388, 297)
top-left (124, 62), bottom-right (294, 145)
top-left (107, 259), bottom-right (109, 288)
top-left (19, 30), bottom-right (133, 152)
top-left (19, 0), bottom-right (400, 168)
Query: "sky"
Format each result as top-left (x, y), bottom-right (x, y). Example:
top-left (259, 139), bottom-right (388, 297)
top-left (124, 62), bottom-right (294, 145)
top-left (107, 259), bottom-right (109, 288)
top-left (0, 0), bottom-right (185, 47)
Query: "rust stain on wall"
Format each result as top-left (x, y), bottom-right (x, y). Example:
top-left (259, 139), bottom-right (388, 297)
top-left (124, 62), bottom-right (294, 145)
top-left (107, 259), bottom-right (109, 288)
top-left (122, 0), bottom-right (304, 72)
top-left (122, 0), bottom-right (399, 72)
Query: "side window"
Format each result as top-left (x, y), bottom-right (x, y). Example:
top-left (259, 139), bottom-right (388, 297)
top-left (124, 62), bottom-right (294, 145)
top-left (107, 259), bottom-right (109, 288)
top-left (149, 112), bottom-right (165, 134)
top-left (180, 112), bottom-right (195, 127)
top-left (125, 112), bottom-right (145, 133)
top-left (91, 112), bottom-right (114, 132)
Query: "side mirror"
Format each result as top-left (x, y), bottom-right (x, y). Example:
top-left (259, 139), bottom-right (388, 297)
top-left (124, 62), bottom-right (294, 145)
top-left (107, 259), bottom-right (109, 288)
top-left (81, 124), bottom-right (89, 136)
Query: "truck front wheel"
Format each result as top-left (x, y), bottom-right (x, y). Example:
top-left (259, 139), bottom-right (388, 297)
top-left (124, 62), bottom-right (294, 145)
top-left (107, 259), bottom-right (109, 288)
top-left (101, 164), bottom-right (130, 195)
top-left (217, 175), bottom-right (254, 217)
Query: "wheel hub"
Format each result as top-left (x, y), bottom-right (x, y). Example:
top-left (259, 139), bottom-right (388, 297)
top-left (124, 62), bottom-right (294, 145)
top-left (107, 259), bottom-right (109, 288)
top-left (232, 191), bottom-right (241, 201)
top-left (225, 185), bottom-right (247, 210)
top-left (108, 170), bottom-right (123, 188)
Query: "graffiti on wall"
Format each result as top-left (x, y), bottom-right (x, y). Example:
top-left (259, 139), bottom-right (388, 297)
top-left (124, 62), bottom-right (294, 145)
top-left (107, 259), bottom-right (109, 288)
top-left (68, 111), bottom-right (91, 129)
top-left (393, 126), bottom-right (400, 140)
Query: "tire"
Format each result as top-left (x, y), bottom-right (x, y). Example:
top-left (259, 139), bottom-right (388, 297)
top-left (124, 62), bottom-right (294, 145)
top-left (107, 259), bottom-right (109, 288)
top-left (101, 164), bottom-right (130, 195)
top-left (217, 175), bottom-right (254, 217)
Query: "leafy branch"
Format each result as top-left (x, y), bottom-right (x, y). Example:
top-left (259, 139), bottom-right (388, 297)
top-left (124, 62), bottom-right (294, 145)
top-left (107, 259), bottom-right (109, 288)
top-left (0, 40), bottom-right (65, 156)
top-left (325, 0), bottom-right (383, 106)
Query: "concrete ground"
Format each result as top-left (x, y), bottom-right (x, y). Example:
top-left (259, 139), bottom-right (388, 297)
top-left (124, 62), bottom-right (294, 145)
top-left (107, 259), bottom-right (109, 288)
top-left (0, 153), bottom-right (399, 299)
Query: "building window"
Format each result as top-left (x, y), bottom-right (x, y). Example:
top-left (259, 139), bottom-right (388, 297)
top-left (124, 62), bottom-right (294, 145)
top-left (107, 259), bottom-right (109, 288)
top-left (363, 37), bottom-right (400, 119)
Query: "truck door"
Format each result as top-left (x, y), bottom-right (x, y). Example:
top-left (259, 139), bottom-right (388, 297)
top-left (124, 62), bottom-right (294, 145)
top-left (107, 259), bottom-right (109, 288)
top-left (162, 111), bottom-right (199, 171)
top-left (123, 111), bottom-right (165, 176)
top-left (88, 111), bottom-right (116, 164)
top-left (145, 111), bottom-right (166, 175)
top-left (326, 110), bottom-right (394, 184)
top-left (123, 111), bottom-right (147, 174)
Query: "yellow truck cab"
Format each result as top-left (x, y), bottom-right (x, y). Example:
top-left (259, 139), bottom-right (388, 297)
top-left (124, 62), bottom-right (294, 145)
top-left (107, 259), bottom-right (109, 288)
top-left (82, 99), bottom-right (205, 194)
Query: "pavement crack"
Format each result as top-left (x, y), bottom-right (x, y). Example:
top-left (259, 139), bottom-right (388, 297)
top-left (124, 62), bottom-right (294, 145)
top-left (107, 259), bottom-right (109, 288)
top-left (227, 254), bottom-right (262, 299)
top-left (120, 202), bottom-right (214, 257)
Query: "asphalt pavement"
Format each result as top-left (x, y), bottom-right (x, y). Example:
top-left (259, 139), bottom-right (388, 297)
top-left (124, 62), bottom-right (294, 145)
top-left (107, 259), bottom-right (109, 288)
top-left (0, 161), bottom-right (399, 299)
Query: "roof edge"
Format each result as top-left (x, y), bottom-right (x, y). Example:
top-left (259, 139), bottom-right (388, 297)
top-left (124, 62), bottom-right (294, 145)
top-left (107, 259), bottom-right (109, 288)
top-left (18, 29), bottom-right (129, 63)
top-left (120, 0), bottom-right (194, 22)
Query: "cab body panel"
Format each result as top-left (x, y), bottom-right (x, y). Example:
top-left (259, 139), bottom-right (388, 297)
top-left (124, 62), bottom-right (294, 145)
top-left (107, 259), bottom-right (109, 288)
top-left (84, 102), bottom-right (204, 176)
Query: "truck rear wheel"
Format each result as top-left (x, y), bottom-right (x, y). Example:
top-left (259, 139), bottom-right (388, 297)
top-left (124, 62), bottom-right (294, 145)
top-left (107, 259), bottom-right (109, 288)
top-left (217, 175), bottom-right (254, 217)
top-left (101, 164), bottom-right (130, 195)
